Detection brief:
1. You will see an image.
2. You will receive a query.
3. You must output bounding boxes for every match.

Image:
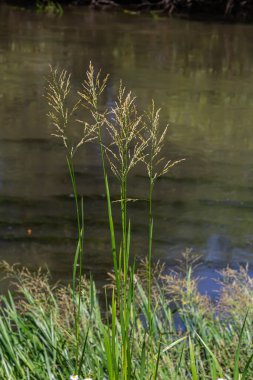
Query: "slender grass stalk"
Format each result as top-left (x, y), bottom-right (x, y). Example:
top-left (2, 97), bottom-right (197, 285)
top-left (104, 174), bottom-right (120, 296)
top-left (145, 101), bottom-right (185, 330)
top-left (234, 311), bottom-right (248, 380)
top-left (148, 181), bottom-right (154, 325)
top-left (189, 336), bottom-right (199, 380)
top-left (78, 63), bottom-right (120, 297)
top-left (143, 102), bottom-right (185, 377)
top-left (153, 335), bottom-right (161, 380)
top-left (66, 156), bottom-right (84, 375)
top-left (77, 64), bottom-right (134, 379)
top-left (103, 81), bottom-right (147, 379)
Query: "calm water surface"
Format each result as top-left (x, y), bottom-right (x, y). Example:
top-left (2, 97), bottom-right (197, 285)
top-left (1, 5), bottom-right (253, 285)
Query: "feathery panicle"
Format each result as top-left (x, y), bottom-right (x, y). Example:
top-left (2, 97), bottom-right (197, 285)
top-left (45, 65), bottom-right (97, 157)
top-left (145, 100), bottom-right (185, 183)
top-left (105, 82), bottom-right (148, 181)
top-left (45, 66), bottom-right (73, 150)
top-left (78, 62), bottom-right (109, 141)
top-left (78, 61), bottom-right (109, 110)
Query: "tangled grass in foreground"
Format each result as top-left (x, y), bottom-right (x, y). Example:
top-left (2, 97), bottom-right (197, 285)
top-left (0, 261), bottom-right (253, 379)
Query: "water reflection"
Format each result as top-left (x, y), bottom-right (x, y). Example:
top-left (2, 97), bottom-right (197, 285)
top-left (1, 4), bottom-right (253, 285)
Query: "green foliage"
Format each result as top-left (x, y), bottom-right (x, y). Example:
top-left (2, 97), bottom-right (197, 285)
top-left (0, 262), bottom-right (253, 379)
top-left (36, 0), bottom-right (63, 15)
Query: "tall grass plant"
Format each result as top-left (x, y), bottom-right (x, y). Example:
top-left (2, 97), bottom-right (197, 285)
top-left (0, 63), bottom-right (252, 380)
top-left (45, 62), bottom-right (184, 379)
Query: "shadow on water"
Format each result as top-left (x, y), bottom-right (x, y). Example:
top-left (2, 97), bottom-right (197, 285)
top-left (1, 4), bottom-right (253, 289)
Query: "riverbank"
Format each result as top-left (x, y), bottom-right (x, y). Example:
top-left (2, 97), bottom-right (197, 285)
top-left (2, 0), bottom-right (253, 22)
top-left (1, 260), bottom-right (253, 379)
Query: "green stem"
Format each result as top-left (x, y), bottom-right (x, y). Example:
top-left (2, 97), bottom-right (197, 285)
top-left (121, 178), bottom-right (128, 283)
top-left (148, 179), bottom-right (154, 326)
top-left (120, 140), bottom-right (130, 379)
top-left (66, 156), bottom-right (83, 375)
top-left (97, 123), bottom-right (120, 297)
top-left (120, 176), bottom-right (128, 380)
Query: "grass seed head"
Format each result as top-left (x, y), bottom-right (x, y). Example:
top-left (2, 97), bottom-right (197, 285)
top-left (45, 64), bottom-right (102, 157)
top-left (105, 81), bottom-right (148, 180)
top-left (145, 100), bottom-right (185, 183)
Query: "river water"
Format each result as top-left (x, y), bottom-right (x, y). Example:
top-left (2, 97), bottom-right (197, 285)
top-left (1, 4), bottom-right (253, 285)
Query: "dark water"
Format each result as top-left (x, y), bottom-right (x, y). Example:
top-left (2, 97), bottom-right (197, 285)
top-left (1, 5), bottom-right (253, 286)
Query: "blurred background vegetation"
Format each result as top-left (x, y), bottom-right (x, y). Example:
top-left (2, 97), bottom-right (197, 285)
top-left (1, 0), bottom-right (253, 21)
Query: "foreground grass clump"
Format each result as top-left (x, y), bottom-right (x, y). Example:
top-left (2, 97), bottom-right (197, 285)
top-left (0, 261), bottom-right (253, 379)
